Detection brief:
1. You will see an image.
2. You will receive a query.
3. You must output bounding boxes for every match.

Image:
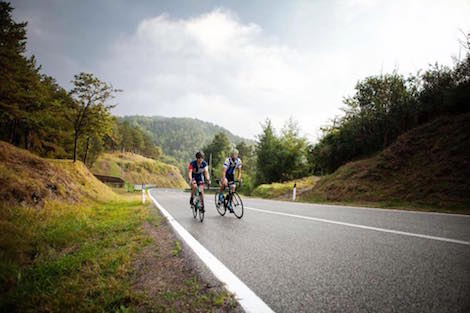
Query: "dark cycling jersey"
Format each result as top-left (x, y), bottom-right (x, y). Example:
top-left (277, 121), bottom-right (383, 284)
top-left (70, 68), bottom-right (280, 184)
top-left (189, 160), bottom-right (208, 183)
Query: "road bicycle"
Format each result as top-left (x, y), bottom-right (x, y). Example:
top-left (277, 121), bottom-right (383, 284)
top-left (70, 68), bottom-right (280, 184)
top-left (214, 180), bottom-right (244, 219)
top-left (191, 182), bottom-right (207, 222)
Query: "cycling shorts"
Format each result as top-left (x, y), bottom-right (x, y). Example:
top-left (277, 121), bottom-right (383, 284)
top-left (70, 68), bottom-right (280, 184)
top-left (225, 173), bottom-right (234, 183)
top-left (192, 175), bottom-right (205, 185)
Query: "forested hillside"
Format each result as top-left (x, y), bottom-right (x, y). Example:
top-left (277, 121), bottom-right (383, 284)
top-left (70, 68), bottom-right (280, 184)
top-left (311, 37), bottom-right (470, 174)
top-left (122, 115), bottom-right (253, 163)
top-left (0, 3), bottom-right (164, 171)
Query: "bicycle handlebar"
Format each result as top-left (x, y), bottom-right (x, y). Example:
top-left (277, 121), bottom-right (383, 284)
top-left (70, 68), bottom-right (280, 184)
top-left (215, 179), bottom-right (241, 186)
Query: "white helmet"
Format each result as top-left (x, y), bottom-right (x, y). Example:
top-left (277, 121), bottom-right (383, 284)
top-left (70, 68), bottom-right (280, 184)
top-left (230, 148), bottom-right (239, 158)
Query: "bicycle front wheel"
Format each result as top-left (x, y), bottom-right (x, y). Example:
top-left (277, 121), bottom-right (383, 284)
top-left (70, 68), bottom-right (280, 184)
top-left (231, 192), bottom-right (244, 219)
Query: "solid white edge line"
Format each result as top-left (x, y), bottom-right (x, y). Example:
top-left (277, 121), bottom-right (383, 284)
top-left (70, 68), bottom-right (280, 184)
top-left (246, 207), bottom-right (470, 246)
top-left (148, 190), bottom-right (275, 313)
top-left (246, 197), bottom-right (470, 218)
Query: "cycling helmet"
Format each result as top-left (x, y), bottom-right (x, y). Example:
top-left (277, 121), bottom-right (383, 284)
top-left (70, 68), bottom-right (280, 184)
top-left (195, 151), bottom-right (204, 159)
top-left (230, 148), bottom-right (239, 158)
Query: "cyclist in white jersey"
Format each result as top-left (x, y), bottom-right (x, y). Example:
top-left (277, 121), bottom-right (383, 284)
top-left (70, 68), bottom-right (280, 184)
top-left (217, 148), bottom-right (242, 210)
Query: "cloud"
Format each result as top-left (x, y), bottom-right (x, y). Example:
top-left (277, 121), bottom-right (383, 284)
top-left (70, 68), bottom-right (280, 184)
top-left (100, 3), bottom-right (470, 141)
top-left (100, 8), bottom-right (338, 140)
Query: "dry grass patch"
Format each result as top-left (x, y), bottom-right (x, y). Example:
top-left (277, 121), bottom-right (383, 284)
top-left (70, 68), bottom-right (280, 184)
top-left (0, 141), bottom-right (116, 207)
top-left (304, 114), bottom-right (470, 213)
top-left (92, 152), bottom-right (188, 189)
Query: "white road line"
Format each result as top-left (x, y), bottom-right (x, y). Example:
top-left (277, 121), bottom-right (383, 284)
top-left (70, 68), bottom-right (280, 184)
top-left (247, 198), bottom-right (470, 217)
top-left (148, 191), bottom-right (275, 313)
top-left (246, 206), bottom-right (470, 246)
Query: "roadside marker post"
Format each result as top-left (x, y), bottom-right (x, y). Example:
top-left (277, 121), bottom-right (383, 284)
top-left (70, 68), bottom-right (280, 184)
top-left (293, 182), bottom-right (296, 201)
top-left (142, 184), bottom-right (146, 204)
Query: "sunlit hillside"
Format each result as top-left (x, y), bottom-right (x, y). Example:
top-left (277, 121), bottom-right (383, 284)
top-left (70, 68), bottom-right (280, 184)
top-left (91, 152), bottom-right (188, 189)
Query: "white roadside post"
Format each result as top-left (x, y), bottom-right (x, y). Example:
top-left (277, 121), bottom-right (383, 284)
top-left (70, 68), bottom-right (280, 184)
top-left (293, 182), bottom-right (297, 201)
top-left (142, 183), bottom-right (146, 204)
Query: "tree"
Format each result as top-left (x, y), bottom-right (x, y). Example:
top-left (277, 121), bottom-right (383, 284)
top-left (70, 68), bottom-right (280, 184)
top-left (0, 2), bottom-right (43, 148)
top-left (69, 73), bottom-right (119, 162)
top-left (255, 119), bottom-right (281, 184)
top-left (278, 118), bottom-right (309, 180)
top-left (235, 141), bottom-right (256, 192)
top-left (119, 121), bottom-right (134, 152)
top-left (203, 132), bottom-right (231, 171)
top-left (79, 103), bottom-right (113, 165)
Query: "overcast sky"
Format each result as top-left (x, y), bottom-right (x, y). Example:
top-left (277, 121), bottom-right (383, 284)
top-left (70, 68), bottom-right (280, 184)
top-left (11, 0), bottom-right (470, 140)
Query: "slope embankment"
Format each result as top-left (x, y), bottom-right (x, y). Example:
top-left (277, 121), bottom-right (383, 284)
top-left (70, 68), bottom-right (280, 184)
top-left (0, 141), bottom-right (237, 312)
top-left (253, 114), bottom-right (470, 213)
top-left (304, 113), bottom-right (470, 212)
top-left (91, 152), bottom-right (188, 189)
top-left (0, 141), bottom-right (117, 206)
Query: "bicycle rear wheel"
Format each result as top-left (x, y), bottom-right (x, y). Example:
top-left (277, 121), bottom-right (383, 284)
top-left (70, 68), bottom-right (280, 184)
top-left (215, 192), bottom-right (226, 216)
top-left (231, 192), bottom-right (244, 219)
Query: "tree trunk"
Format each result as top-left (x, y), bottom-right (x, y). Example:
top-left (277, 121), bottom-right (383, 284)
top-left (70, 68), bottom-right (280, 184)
top-left (73, 130), bottom-right (78, 163)
top-left (24, 128), bottom-right (29, 150)
top-left (9, 119), bottom-right (17, 144)
top-left (83, 136), bottom-right (90, 165)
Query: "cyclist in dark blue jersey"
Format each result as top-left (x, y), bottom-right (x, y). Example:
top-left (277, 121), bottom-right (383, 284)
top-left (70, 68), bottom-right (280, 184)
top-left (217, 148), bottom-right (242, 211)
top-left (188, 151), bottom-right (211, 211)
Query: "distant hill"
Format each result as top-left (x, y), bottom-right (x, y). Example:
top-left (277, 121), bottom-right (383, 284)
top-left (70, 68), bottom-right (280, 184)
top-left (122, 116), bottom-right (254, 164)
top-left (91, 152), bottom-right (187, 189)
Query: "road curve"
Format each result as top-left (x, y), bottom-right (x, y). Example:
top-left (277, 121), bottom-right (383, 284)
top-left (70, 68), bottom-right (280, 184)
top-left (149, 189), bottom-right (470, 313)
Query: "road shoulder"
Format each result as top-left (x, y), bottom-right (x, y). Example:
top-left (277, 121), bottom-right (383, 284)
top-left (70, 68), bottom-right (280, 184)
top-left (131, 206), bottom-right (241, 312)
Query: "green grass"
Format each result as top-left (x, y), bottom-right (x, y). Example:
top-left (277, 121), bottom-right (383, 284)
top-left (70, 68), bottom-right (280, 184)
top-left (0, 142), bottom-right (238, 311)
top-left (0, 196), bottom-right (151, 312)
top-left (172, 240), bottom-right (182, 257)
top-left (252, 176), bottom-right (320, 199)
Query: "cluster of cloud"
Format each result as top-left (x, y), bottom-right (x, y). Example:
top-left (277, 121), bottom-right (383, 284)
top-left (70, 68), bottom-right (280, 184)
top-left (101, 1), bottom-right (469, 140)
top-left (101, 9), bottom-right (337, 140)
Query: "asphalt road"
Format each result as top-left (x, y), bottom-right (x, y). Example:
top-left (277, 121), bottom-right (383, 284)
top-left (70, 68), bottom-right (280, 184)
top-left (149, 189), bottom-right (470, 313)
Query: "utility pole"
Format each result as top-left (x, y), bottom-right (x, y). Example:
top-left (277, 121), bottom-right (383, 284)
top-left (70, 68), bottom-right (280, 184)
top-left (121, 146), bottom-right (124, 178)
top-left (209, 153), bottom-right (212, 177)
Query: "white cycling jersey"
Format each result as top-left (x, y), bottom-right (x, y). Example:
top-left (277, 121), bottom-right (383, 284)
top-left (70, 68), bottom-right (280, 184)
top-left (223, 157), bottom-right (242, 175)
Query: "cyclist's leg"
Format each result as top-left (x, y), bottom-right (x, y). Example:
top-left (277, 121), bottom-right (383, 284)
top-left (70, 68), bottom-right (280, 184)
top-left (219, 178), bottom-right (227, 192)
top-left (230, 182), bottom-right (236, 193)
top-left (198, 181), bottom-right (205, 210)
top-left (190, 179), bottom-right (196, 205)
top-left (218, 177), bottom-right (226, 203)
top-left (227, 173), bottom-right (235, 193)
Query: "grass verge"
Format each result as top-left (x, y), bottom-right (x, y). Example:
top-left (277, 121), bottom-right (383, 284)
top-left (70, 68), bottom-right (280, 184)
top-left (1, 190), bottom-right (239, 312)
top-left (0, 192), bottom-right (149, 312)
top-left (252, 176), bottom-right (320, 199)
